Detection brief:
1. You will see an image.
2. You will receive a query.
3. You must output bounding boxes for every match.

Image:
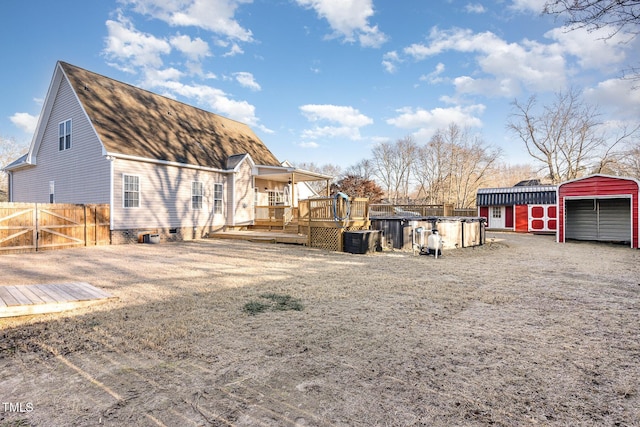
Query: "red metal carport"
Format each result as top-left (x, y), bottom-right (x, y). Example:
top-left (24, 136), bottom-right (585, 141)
top-left (558, 174), bottom-right (640, 248)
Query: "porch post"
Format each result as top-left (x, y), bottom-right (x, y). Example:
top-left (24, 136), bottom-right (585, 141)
top-left (291, 172), bottom-right (296, 207)
top-left (326, 179), bottom-right (330, 196)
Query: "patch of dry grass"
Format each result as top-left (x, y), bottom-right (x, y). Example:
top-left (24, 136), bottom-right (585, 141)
top-left (1, 233), bottom-right (639, 426)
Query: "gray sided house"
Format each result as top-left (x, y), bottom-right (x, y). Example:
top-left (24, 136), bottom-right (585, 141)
top-left (5, 61), bottom-right (330, 243)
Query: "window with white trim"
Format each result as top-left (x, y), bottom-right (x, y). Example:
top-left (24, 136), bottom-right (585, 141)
top-left (123, 175), bottom-right (140, 208)
top-left (213, 183), bottom-right (223, 214)
top-left (268, 190), bottom-right (284, 206)
top-left (59, 119), bottom-right (72, 151)
top-left (49, 181), bottom-right (55, 203)
top-left (492, 206), bottom-right (502, 219)
top-left (192, 181), bottom-right (204, 209)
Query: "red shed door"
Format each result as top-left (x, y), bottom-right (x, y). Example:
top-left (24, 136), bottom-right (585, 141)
top-left (515, 205), bottom-right (528, 232)
top-left (505, 206), bottom-right (514, 228)
top-left (528, 204), bottom-right (557, 233)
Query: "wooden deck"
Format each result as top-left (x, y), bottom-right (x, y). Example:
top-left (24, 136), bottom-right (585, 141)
top-left (210, 230), bottom-right (307, 245)
top-left (0, 282), bottom-right (116, 318)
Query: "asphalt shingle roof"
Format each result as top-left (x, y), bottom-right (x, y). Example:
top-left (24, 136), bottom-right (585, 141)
top-left (60, 62), bottom-right (281, 170)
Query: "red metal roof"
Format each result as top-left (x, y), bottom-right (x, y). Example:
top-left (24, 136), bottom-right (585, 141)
top-left (558, 174), bottom-right (639, 248)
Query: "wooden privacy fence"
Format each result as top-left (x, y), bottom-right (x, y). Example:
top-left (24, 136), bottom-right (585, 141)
top-left (0, 203), bottom-right (110, 254)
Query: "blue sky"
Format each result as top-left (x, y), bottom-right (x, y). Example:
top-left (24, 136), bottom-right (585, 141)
top-left (1, 0), bottom-right (639, 170)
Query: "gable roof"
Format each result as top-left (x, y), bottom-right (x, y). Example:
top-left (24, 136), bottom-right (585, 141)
top-left (58, 61), bottom-right (281, 170)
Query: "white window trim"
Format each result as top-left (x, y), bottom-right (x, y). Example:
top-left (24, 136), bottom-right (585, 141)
top-left (58, 119), bottom-right (72, 151)
top-left (213, 183), bottom-right (223, 215)
top-left (192, 181), bottom-right (204, 210)
top-left (123, 174), bottom-right (141, 208)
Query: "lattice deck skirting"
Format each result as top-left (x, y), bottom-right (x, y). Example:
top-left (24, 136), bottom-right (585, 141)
top-left (309, 225), bottom-right (368, 252)
top-left (0, 282), bottom-right (116, 318)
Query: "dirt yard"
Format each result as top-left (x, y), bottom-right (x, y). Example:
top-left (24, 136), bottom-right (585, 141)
top-left (1, 232), bottom-right (639, 426)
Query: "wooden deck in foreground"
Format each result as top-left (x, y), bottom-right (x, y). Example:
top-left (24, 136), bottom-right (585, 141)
top-left (0, 282), bottom-right (116, 318)
top-left (210, 230), bottom-right (307, 245)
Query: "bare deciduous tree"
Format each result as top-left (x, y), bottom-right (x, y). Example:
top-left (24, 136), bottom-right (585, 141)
top-left (345, 159), bottom-right (375, 181)
top-left (371, 136), bottom-right (418, 203)
top-left (413, 124), bottom-right (500, 208)
top-left (543, 0), bottom-right (640, 82)
top-left (447, 129), bottom-right (501, 208)
top-left (507, 89), bottom-right (635, 183)
top-left (413, 133), bottom-right (450, 204)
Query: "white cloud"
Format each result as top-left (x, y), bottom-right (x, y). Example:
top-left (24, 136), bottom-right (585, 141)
top-left (386, 105), bottom-right (485, 139)
top-left (234, 72), bottom-right (261, 91)
top-left (170, 34), bottom-right (211, 61)
top-left (302, 125), bottom-right (363, 140)
top-left (300, 104), bottom-right (373, 127)
top-left (122, 0), bottom-right (253, 42)
top-left (10, 112), bottom-right (38, 134)
top-left (420, 62), bottom-right (446, 84)
top-left (402, 27), bottom-right (568, 96)
top-left (584, 78), bottom-right (640, 119)
top-left (104, 14), bottom-right (172, 70)
top-left (142, 67), bottom-right (184, 86)
top-left (223, 43), bottom-right (244, 57)
top-left (509, 0), bottom-right (546, 13)
top-left (545, 26), bottom-right (629, 71)
top-left (298, 141), bottom-right (320, 148)
top-left (299, 104), bottom-right (373, 141)
top-left (295, 0), bottom-right (387, 47)
top-left (465, 3), bottom-right (486, 13)
top-left (382, 50), bottom-right (400, 73)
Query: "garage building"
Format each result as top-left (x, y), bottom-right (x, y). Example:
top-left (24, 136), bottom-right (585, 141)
top-left (558, 174), bottom-right (640, 248)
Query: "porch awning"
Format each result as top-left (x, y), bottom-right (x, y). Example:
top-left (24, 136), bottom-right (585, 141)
top-left (255, 165), bottom-right (333, 182)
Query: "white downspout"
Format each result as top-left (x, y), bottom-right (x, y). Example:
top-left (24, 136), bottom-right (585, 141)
top-left (7, 171), bottom-right (12, 202)
top-left (107, 156), bottom-right (115, 231)
top-left (228, 173), bottom-right (235, 227)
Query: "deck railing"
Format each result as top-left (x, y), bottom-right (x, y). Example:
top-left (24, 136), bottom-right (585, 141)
top-left (299, 197), bottom-right (369, 224)
top-left (254, 205), bottom-right (287, 224)
top-left (369, 204), bottom-right (478, 218)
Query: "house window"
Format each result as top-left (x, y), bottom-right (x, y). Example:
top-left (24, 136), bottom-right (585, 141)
top-left (192, 181), bottom-right (204, 209)
top-left (213, 183), bottom-right (223, 214)
top-left (492, 207), bottom-right (502, 219)
top-left (59, 119), bottom-right (72, 151)
top-left (123, 174), bottom-right (140, 208)
top-left (49, 181), bottom-right (55, 203)
top-left (268, 190), bottom-right (284, 206)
